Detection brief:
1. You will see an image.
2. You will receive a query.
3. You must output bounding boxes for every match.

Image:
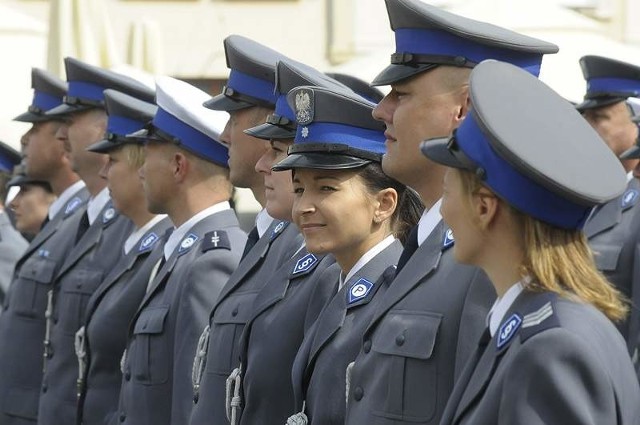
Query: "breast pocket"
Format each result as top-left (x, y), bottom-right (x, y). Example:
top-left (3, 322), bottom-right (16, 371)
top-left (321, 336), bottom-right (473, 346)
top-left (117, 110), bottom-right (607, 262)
top-left (371, 310), bottom-right (442, 423)
top-left (57, 268), bottom-right (103, 335)
top-left (13, 257), bottom-right (57, 318)
top-left (591, 244), bottom-right (623, 272)
top-left (131, 306), bottom-right (170, 385)
top-left (208, 292), bottom-right (258, 375)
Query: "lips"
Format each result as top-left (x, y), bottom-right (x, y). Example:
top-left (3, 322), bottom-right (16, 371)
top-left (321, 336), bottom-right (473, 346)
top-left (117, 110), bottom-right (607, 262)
top-left (384, 131), bottom-right (397, 142)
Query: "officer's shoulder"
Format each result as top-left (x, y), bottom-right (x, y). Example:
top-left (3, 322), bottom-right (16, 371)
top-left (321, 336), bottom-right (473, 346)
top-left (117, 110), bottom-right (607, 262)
top-left (517, 292), bottom-right (562, 344)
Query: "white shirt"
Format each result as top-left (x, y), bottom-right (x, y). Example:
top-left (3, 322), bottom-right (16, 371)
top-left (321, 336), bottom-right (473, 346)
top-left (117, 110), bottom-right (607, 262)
top-left (627, 171), bottom-right (634, 183)
top-left (338, 235), bottom-right (396, 291)
top-left (417, 198), bottom-right (443, 246)
top-left (487, 281), bottom-right (525, 337)
top-left (163, 201), bottom-right (231, 260)
top-left (123, 215), bottom-right (168, 255)
top-left (255, 208), bottom-right (274, 238)
top-left (86, 188), bottom-right (111, 225)
top-left (48, 180), bottom-right (86, 220)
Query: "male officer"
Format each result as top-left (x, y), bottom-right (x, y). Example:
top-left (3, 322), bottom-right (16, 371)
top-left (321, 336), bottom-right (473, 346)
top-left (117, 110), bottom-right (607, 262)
top-left (0, 68), bottom-right (89, 425)
top-left (116, 76), bottom-right (246, 425)
top-left (576, 55), bottom-right (640, 366)
top-left (217, 59), bottom-right (347, 425)
top-left (36, 58), bottom-right (154, 425)
top-left (189, 36), bottom-right (305, 425)
top-left (344, 1), bottom-right (559, 424)
top-left (76, 90), bottom-right (172, 425)
top-left (0, 142), bottom-right (28, 303)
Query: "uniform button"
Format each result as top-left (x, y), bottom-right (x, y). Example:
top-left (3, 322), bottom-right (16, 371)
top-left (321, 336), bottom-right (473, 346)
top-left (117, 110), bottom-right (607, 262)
top-left (41, 384), bottom-right (47, 393)
top-left (124, 371), bottom-right (131, 381)
top-left (53, 318), bottom-right (58, 324)
top-left (363, 340), bottom-right (371, 354)
top-left (194, 393), bottom-right (199, 404)
top-left (231, 308), bottom-right (238, 317)
top-left (119, 413), bottom-right (126, 422)
top-left (395, 334), bottom-right (405, 346)
top-left (353, 386), bottom-right (363, 401)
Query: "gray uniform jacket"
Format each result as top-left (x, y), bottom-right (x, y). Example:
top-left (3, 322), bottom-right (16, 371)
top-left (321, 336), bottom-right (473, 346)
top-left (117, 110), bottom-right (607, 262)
top-left (235, 248), bottom-right (340, 425)
top-left (38, 202), bottom-right (134, 425)
top-left (76, 217), bottom-right (173, 425)
top-left (345, 221), bottom-right (495, 425)
top-left (439, 290), bottom-right (640, 425)
top-left (117, 209), bottom-right (246, 425)
top-left (0, 188), bottom-right (88, 425)
top-left (189, 220), bottom-right (302, 425)
top-left (291, 240), bottom-right (403, 425)
top-left (0, 211), bottom-right (28, 306)
top-left (584, 178), bottom-right (640, 360)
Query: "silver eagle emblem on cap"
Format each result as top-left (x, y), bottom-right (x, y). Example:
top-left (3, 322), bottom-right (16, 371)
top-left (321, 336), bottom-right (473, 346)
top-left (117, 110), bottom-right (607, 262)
top-left (295, 90), bottom-right (313, 125)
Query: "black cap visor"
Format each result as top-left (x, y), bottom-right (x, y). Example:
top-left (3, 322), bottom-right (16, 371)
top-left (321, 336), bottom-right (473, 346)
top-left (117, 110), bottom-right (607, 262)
top-left (272, 152), bottom-right (372, 171)
top-left (575, 96), bottom-right (626, 112)
top-left (244, 122), bottom-right (296, 141)
top-left (86, 134), bottom-right (140, 153)
top-left (420, 135), bottom-right (482, 177)
top-left (372, 63), bottom-right (438, 87)
top-left (203, 85), bottom-right (274, 111)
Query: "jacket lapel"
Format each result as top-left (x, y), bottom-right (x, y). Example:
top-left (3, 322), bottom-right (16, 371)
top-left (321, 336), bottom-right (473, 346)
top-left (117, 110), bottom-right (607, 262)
top-left (366, 221), bottom-right (447, 333)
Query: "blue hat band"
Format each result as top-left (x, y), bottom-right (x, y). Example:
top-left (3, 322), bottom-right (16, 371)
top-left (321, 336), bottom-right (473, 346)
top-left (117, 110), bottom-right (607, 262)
top-left (0, 156), bottom-right (14, 173)
top-left (457, 114), bottom-right (591, 229)
top-left (67, 80), bottom-right (106, 103)
top-left (295, 122), bottom-right (386, 154)
top-left (153, 107), bottom-right (229, 167)
top-left (227, 70), bottom-right (278, 105)
top-left (107, 115), bottom-right (147, 137)
top-left (33, 91), bottom-right (63, 112)
top-left (586, 77), bottom-right (640, 98)
top-left (275, 95), bottom-right (295, 121)
top-left (395, 28), bottom-right (543, 76)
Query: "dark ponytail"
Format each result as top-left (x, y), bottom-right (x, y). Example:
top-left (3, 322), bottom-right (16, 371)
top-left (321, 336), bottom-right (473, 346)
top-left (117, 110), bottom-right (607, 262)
top-left (358, 163), bottom-right (423, 245)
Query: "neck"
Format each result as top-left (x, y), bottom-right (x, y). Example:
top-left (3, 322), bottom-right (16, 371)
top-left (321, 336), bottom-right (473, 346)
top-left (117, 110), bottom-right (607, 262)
top-left (479, 238), bottom-right (525, 297)
top-left (251, 184), bottom-right (267, 208)
top-left (49, 171), bottom-right (82, 197)
top-left (83, 175), bottom-right (107, 198)
top-left (334, 229), bottom-right (390, 278)
top-left (127, 208), bottom-right (157, 229)
top-left (167, 188), bottom-right (228, 228)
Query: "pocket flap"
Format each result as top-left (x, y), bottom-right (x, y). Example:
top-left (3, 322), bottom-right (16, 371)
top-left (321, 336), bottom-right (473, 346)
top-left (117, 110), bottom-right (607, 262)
top-left (17, 257), bottom-right (56, 284)
top-left (372, 310), bottom-right (442, 359)
top-left (591, 244), bottom-right (623, 271)
top-left (134, 306), bottom-right (169, 334)
top-left (63, 268), bottom-right (104, 294)
top-left (213, 293), bottom-right (257, 325)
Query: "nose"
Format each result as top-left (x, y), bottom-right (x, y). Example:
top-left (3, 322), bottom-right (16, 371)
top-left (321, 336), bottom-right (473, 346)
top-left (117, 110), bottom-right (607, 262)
top-left (372, 94), bottom-right (393, 125)
top-left (255, 149), bottom-right (272, 175)
top-left (98, 161), bottom-right (110, 180)
top-left (220, 119), bottom-right (232, 147)
top-left (292, 191), bottom-right (315, 220)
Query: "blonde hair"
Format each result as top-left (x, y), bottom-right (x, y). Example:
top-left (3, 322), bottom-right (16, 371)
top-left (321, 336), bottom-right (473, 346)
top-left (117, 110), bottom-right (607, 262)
top-left (121, 144), bottom-right (146, 169)
top-left (458, 169), bottom-right (628, 322)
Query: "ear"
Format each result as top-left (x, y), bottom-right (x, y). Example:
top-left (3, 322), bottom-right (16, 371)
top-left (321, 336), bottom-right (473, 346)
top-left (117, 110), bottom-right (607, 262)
top-left (373, 188), bottom-right (398, 224)
top-left (172, 151), bottom-right (190, 183)
top-left (453, 86), bottom-right (470, 124)
top-left (474, 186), bottom-right (499, 231)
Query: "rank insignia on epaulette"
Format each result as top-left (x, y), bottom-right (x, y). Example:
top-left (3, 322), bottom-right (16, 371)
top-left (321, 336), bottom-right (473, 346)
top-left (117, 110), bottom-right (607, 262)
top-left (347, 278), bottom-right (374, 304)
top-left (522, 301), bottom-right (553, 328)
top-left (178, 233), bottom-right (199, 255)
top-left (202, 231), bottom-right (231, 252)
top-left (621, 189), bottom-right (638, 209)
top-left (138, 232), bottom-right (159, 253)
top-left (64, 197), bottom-right (83, 215)
top-left (102, 207), bottom-right (116, 224)
top-left (270, 221), bottom-right (287, 240)
top-left (497, 313), bottom-right (522, 350)
top-left (292, 253), bottom-right (318, 276)
top-left (443, 228), bottom-right (455, 249)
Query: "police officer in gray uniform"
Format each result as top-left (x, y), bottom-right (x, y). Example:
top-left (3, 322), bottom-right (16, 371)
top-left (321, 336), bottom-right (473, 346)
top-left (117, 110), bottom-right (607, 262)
top-left (0, 142), bottom-right (28, 303)
top-left (344, 1), bottom-right (559, 424)
top-left (219, 59), bottom-right (350, 425)
top-left (189, 36), bottom-right (306, 425)
top-left (576, 56), bottom-right (640, 363)
top-left (0, 68), bottom-right (89, 425)
top-left (425, 59), bottom-right (640, 425)
top-left (75, 90), bottom-right (173, 425)
top-left (36, 58), bottom-right (155, 425)
top-left (116, 76), bottom-right (246, 425)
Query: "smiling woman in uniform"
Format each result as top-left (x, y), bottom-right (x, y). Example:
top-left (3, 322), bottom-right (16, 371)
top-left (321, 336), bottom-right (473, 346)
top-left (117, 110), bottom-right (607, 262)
top-left (422, 60), bottom-right (640, 425)
top-left (274, 85), bottom-right (422, 425)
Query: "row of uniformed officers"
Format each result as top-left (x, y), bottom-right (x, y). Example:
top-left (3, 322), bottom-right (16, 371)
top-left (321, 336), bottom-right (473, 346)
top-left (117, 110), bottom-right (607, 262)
top-left (0, 0), bottom-right (639, 424)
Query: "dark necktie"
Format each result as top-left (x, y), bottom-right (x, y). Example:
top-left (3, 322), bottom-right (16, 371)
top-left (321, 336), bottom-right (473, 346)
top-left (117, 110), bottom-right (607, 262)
top-left (396, 225), bottom-right (419, 274)
top-left (75, 212), bottom-right (90, 244)
top-left (241, 226), bottom-right (259, 260)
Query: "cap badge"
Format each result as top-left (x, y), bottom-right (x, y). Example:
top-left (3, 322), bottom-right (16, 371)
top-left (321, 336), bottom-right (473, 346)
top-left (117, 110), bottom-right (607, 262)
top-left (301, 127), bottom-right (309, 138)
top-left (295, 90), bottom-right (313, 125)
